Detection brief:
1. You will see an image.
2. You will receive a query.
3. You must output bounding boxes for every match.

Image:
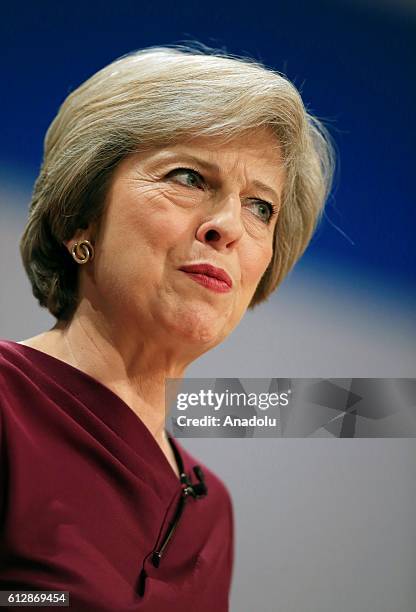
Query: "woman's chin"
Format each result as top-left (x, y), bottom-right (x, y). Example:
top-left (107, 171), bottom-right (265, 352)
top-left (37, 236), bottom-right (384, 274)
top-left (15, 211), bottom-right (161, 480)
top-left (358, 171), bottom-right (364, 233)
top-left (165, 303), bottom-right (232, 347)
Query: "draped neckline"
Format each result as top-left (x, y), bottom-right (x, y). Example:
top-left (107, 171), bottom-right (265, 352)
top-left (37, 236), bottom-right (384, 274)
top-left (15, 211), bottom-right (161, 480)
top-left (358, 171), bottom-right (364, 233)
top-left (0, 339), bottom-right (184, 490)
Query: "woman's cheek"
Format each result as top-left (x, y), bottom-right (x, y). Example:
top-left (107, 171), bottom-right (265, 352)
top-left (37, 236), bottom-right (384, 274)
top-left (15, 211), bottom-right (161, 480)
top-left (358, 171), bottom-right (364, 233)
top-left (242, 241), bottom-right (271, 280)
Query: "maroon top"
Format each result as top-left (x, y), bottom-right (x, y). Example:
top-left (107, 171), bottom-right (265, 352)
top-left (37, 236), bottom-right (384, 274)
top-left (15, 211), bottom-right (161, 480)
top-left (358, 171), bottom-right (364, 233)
top-left (0, 340), bottom-right (234, 611)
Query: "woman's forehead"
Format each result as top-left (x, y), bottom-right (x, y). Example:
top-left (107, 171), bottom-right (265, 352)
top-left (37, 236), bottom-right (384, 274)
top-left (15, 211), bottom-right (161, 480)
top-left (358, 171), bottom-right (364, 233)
top-left (171, 128), bottom-right (282, 159)
top-left (125, 129), bottom-right (284, 180)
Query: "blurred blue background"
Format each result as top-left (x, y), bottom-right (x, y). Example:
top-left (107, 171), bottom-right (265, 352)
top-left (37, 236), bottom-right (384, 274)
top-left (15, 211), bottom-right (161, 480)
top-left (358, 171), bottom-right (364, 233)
top-left (1, 2), bottom-right (415, 611)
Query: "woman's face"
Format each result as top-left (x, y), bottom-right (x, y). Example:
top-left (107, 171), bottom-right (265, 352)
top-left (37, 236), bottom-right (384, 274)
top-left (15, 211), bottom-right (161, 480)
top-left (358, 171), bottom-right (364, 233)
top-left (80, 128), bottom-right (285, 356)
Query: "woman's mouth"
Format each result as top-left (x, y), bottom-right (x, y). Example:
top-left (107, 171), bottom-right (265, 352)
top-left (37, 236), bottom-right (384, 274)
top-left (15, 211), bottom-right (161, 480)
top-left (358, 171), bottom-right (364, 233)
top-left (179, 263), bottom-right (233, 294)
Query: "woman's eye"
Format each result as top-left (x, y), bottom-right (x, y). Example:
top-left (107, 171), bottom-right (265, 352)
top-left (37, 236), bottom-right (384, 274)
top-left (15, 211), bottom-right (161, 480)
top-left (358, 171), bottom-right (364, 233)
top-left (246, 199), bottom-right (275, 224)
top-left (166, 168), bottom-right (205, 189)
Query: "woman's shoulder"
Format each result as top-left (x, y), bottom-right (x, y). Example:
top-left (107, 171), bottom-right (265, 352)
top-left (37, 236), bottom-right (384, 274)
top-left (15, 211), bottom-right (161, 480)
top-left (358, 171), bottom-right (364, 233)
top-left (0, 338), bottom-right (56, 408)
top-left (0, 340), bottom-right (38, 448)
top-left (0, 338), bottom-right (30, 355)
top-left (0, 339), bottom-right (35, 401)
top-left (0, 339), bottom-right (25, 375)
top-left (0, 338), bottom-right (34, 375)
top-left (0, 337), bottom-right (63, 376)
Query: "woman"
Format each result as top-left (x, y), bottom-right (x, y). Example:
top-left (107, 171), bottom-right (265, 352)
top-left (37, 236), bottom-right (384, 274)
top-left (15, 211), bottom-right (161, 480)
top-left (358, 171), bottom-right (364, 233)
top-left (0, 46), bottom-right (334, 610)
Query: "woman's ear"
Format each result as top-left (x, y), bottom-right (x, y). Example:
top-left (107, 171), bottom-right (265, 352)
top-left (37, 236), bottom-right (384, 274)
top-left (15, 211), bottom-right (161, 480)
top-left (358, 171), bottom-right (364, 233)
top-left (63, 230), bottom-right (86, 254)
top-left (62, 222), bottom-right (97, 254)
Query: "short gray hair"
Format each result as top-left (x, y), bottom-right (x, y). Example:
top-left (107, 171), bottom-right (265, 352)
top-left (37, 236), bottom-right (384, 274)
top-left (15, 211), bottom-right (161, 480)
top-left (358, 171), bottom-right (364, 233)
top-left (20, 45), bottom-right (335, 321)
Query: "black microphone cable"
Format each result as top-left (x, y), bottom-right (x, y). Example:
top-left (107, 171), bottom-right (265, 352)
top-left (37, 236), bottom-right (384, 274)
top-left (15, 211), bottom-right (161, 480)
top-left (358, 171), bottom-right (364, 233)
top-left (137, 440), bottom-right (208, 598)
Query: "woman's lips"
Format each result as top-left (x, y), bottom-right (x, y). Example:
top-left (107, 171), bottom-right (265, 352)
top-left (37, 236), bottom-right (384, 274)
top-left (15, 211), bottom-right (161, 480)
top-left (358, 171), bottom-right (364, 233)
top-left (179, 264), bottom-right (233, 294)
top-left (181, 272), bottom-right (232, 293)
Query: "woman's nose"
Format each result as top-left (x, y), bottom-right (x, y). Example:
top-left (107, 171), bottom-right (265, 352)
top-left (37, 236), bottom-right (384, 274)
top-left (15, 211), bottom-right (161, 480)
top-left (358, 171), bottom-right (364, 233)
top-left (195, 194), bottom-right (244, 250)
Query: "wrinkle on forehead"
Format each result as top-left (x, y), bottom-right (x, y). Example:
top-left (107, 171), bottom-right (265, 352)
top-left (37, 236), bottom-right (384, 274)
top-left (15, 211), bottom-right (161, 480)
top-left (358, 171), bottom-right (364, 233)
top-left (128, 126), bottom-right (283, 170)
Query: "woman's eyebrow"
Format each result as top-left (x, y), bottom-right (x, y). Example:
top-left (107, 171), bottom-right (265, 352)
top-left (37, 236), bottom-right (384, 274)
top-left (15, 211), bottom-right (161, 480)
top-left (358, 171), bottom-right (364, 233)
top-left (149, 151), bottom-right (221, 174)
top-left (250, 180), bottom-right (281, 207)
top-left (149, 151), bottom-right (281, 206)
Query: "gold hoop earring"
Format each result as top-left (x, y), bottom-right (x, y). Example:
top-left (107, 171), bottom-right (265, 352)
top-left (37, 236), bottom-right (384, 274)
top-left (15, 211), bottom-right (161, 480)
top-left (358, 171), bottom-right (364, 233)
top-left (71, 240), bottom-right (95, 264)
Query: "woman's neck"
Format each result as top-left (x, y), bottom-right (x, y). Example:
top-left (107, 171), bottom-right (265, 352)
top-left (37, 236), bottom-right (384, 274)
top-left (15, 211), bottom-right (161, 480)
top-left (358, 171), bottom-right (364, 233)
top-left (19, 313), bottom-right (188, 448)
